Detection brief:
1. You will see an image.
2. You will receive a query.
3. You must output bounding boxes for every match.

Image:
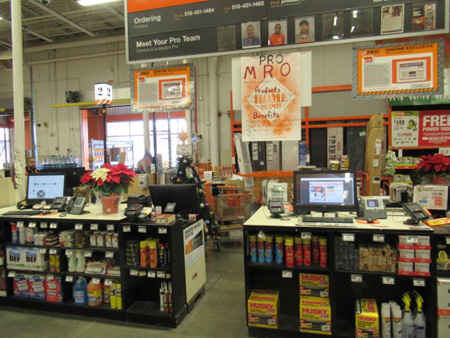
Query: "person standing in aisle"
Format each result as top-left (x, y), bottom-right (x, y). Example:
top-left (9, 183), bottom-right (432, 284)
top-left (25, 157), bottom-right (39, 175)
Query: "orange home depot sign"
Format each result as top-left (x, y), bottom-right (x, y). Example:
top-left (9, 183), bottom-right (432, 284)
top-left (128, 0), bottom-right (209, 13)
top-left (241, 52), bottom-right (302, 142)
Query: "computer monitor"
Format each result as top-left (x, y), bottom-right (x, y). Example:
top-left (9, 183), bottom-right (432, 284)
top-left (40, 167), bottom-right (86, 196)
top-left (26, 173), bottom-right (66, 205)
top-left (293, 170), bottom-right (358, 214)
top-left (149, 184), bottom-right (201, 215)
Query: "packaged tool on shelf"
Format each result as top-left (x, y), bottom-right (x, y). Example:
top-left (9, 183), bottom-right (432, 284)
top-left (299, 296), bottom-right (332, 335)
top-left (247, 289), bottom-right (279, 329)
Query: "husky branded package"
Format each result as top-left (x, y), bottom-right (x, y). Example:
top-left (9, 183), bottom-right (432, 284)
top-left (299, 296), bottom-right (332, 335)
top-left (247, 289), bottom-right (279, 329)
top-left (355, 299), bottom-right (379, 338)
top-left (299, 273), bottom-right (330, 297)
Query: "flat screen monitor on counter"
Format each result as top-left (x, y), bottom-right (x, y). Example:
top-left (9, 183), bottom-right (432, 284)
top-left (27, 173), bottom-right (66, 205)
top-left (293, 170), bottom-right (358, 214)
top-left (149, 184), bottom-right (201, 216)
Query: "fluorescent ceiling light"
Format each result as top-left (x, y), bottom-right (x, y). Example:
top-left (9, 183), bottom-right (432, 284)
top-left (77, 0), bottom-right (120, 6)
top-left (0, 16), bottom-right (3, 20)
top-left (352, 10), bottom-right (358, 19)
top-left (333, 14), bottom-right (337, 26)
top-left (351, 26), bottom-right (355, 33)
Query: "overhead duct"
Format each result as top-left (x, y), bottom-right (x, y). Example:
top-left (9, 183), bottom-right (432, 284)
top-left (0, 98), bottom-right (32, 112)
top-left (0, 50), bottom-right (27, 70)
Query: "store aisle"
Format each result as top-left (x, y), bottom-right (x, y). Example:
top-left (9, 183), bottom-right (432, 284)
top-left (0, 243), bottom-right (247, 338)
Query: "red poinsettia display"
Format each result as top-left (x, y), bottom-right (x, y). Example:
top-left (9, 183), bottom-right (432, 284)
top-left (81, 163), bottom-right (136, 196)
top-left (416, 154), bottom-right (450, 173)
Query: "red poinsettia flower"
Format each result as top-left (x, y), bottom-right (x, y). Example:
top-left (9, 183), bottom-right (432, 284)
top-left (80, 163), bottom-right (136, 196)
top-left (416, 154), bottom-right (450, 173)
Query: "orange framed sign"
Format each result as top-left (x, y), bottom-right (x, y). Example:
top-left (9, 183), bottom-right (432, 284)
top-left (353, 40), bottom-right (444, 99)
top-left (131, 65), bottom-right (194, 112)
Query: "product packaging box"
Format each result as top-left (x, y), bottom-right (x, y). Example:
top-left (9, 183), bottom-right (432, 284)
top-left (299, 273), bottom-right (330, 298)
top-left (6, 246), bottom-right (24, 269)
top-left (414, 262), bottom-right (430, 275)
top-left (399, 249), bottom-right (415, 260)
top-left (247, 289), bottom-right (279, 329)
top-left (13, 273), bottom-right (29, 298)
top-left (355, 299), bottom-right (379, 338)
top-left (299, 296), bottom-right (332, 335)
top-left (24, 247), bottom-right (49, 271)
top-left (415, 249), bottom-right (431, 260)
top-left (437, 278), bottom-right (450, 315)
top-left (364, 113), bottom-right (386, 196)
top-left (438, 315), bottom-right (450, 338)
top-left (28, 274), bottom-right (46, 300)
top-left (45, 276), bottom-right (63, 303)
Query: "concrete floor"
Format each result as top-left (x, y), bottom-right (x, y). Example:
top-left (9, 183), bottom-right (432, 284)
top-left (0, 243), bottom-right (248, 338)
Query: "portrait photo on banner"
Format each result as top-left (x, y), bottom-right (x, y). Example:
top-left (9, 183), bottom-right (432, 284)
top-left (295, 16), bottom-right (315, 44)
top-left (268, 19), bottom-right (287, 46)
top-left (242, 21), bottom-right (261, 49)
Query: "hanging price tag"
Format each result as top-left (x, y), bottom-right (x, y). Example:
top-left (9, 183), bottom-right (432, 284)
top-left (382, 276), bottom-right (395, 285)
top-left (75, 223), bottom-right (83, 230)
top-left (406, 236), bottom-right (418, 244)
top-left (66, 250), bottom-right (73, 256)
top-left (92, 278), bottom-right (101, 284)
top-left (373, 234), bottom-right (385, 243)
top-left (157, 271), bottom-right (166, 278)
top-left (107, 224), bottom-right (114, 231)
top-left (40, 222), bottom-right (48, 229)
top-left (47, 274), bottom-right (54, 281)
top-left (50, 223), bottom-right (58, 229)
top-left (301, 232), bottom-right (312, 240)
top-left (351, 274), bottom-right (363, 283)
top-left (49, 249), bottom-right (57, 255)
top-left (17, 221), bottom-right (24, 227)
top-left (413, 279), bottom-right (426, 287)
top-left (29, 222), bottom-right (37, 229)
top-left (90, 224), bottom-right (99, 231)
top-left (139, 271), bottom-right (146, 277)
top-left (343, 233), bottom-right (355, 242)
top-left (446, 237), bottom-right (450, 245)
top-left (8, 271), bottom-right (16, 278)
top-left (130, 269), bottom-right (139, 276)
top-left (104, 279), bottom-right (113, 286)
top-left (138, 226), bottom-right (147, 233)
top-left (65, 275), bottom-right (74, 282)
top-left (158, 228), bottom-right (167, 234)
top-left (105, 251), bottom-right (114, 258)
top-left (84, 251), bottom-right (93, 257)
top-left (148, 271), bottom-right (156, 278)
top-left (123, 226), bottom-right (131, 233)
top-left (40, 248), bottom-right (47, 254)
top-left (282, 270), bottom-right (293, 278)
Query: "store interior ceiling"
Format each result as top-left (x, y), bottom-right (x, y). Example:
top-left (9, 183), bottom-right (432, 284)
top-left (0, 0), bottom-right (125, 51)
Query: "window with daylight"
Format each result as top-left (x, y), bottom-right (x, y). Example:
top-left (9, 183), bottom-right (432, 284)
top-left (0, 127), bottom-right (11, 168)
top-left (107, 117), bottom-right (187, 167)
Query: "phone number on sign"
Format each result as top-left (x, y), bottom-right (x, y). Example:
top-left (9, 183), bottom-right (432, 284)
top-left (232, 1), bottom-right (265, 10)
top-left (185, 8), bottom-right (215, 16)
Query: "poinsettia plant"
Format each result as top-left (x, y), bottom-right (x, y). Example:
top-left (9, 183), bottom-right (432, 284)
top-left (416, 154), bottom-right (450, 173)
top-left (81, 163), bottom-right (136, 196)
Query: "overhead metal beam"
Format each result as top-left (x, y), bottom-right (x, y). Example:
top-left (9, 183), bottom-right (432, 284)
top-left (28, 0), bottom-right (96, 37)
top-left (102, 4), bottom-right (125, 22)
top-left (0, 40), bottom-right (12, 48)
top-left (1, 18), bottom-right (54, 43)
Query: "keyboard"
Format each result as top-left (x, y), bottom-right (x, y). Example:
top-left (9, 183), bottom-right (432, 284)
top-left (3, 210), bottom-right (43, 216)
top-left (301, 216), bottom-right (354, 223)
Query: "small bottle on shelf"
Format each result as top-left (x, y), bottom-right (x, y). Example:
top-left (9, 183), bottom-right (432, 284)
top-left (257, 236), bottom-right (265, 263)
top-left (319, 237), bottom-right (328, 267)
top-left (264, 235), bottom-right (273, 263)
top-left (249, 234), bottom-right (257, 263)
top-left (312, 236), bottom-right (320, 264)
top-left (303, 238), bottom-right (311, 266)
top-left (285, 237), bottom-right (294, 268)
top-left (294, 236), bottom-right (303, 266)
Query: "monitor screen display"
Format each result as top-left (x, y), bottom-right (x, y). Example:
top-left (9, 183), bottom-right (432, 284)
top-left (27, 173), bottom-right (66, 203)
top-left (293, 170), bottom-right (358, 214)
top-left (149, 184), bottom-right (201, 215)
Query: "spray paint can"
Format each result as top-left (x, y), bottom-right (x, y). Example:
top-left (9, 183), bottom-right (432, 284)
top-left (275, 235), bottom-right (284, 264)
top-left (249, 235), bottom-right (257, 263)
top-left (257, 236), bottom-right (265, 263)
top-left (285, 237), bottom-right (294, 268)
top-left (265, 235), bottom-right (273, 263)
top-left (295, 236), bottom-right (303, 266)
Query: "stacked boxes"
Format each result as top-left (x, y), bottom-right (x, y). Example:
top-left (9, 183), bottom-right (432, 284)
top-left (13, 274), bottom-right (63, 302)
top-left (359, 243), bottom-right (396, 273)
top-left (299, 296), bottom-right (332, 335)
top-left (355, 299), bottom-right (379, 338)
top-left (437, 278), bottom-right (450, 338)
top-left (247, 289), bottom-right (279, 329)
top-left (27, 274), bottom-right (46, 300)
top-left (299, 274), bottom-right (331, 335)
top-left (398, 236), bottom-right (431, 276)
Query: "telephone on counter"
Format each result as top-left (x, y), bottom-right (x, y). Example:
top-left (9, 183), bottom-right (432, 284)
top-left (402, 202), bottom-right (431, 225)
top-left (358, 196), bottom-right (387, 222)
top-left (65, 197), bottom-right (86, 215)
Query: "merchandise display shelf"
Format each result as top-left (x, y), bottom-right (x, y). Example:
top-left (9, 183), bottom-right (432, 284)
top-left (124, 265), bottom-right (172, 272)
top-left (6, 268), bottom-right (58, 275)
top-left (126, 300), bottom-right (187, 327)
top-left (333, 319), bottom-right (354, 338)
top-left (248, 314), bottom-right (301, 338)
top-left (436, 270), bottom-right (450, 277)
top-left (334, 269), bottom-right (432, 278)
top-left (5, 243), bottom-right (119, 252)
top-left (63, 272), bottom-right (122, 280)
top-left (247, 262), bottom-right (329, 273)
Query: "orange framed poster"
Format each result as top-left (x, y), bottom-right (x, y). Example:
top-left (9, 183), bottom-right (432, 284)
top-left (131, 65), bottom-right (194, 112)
top-left (241, 52), bottom-right (302, 142)
top-left (353, 40), bottom-right (444, 99)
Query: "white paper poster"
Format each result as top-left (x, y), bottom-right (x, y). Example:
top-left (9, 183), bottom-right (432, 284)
top-left (184, 220), bottom-right (204, 269)
top-left (241, 52), bottom-right (302, 142)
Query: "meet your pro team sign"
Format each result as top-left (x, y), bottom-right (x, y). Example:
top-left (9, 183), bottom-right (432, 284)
top-left (126, 0), bottom-right (446, 63)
